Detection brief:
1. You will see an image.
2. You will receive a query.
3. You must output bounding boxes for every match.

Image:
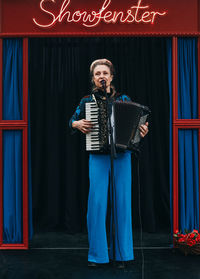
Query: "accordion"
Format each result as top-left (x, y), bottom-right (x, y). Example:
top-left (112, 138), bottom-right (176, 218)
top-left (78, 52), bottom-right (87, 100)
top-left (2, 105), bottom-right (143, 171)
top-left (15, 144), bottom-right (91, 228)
top-left (85, 100), bottom-right (150, 153)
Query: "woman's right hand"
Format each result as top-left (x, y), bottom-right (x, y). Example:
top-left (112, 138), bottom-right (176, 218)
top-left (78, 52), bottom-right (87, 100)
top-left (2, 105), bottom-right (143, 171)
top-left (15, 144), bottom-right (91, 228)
top-left (72, 119), bottom-right (93, 134)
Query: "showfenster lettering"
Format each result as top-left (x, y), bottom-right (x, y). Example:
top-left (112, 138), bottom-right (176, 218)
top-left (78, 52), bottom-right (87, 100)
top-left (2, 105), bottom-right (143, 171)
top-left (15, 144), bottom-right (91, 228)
top-left (33, 0), bottom-right (167, 28)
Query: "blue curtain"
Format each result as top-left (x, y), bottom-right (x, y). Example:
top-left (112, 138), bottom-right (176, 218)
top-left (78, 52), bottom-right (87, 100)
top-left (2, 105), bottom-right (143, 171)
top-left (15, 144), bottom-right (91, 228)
top-left (178, 38), bottom-right (199, 232)
top-left (178, 38), bottom-right (198, 119)
top-left (3, 130), bottom-right (22, 243)
top-left (167, 39), bottom-right (173, 235)
top-left (3, 39), bottom-right (33, 243)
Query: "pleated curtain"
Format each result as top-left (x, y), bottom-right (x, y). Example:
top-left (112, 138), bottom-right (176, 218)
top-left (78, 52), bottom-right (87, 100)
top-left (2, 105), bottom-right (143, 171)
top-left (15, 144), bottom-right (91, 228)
top-left (178, 38), bottom-right (199, 232)
top-left (3, 39), bottom-right (33, 243)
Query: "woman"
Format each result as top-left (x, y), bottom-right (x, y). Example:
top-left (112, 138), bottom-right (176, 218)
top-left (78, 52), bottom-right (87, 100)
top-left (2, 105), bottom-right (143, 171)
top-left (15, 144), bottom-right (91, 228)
top-left (69, 59), bottom-right (148, 267)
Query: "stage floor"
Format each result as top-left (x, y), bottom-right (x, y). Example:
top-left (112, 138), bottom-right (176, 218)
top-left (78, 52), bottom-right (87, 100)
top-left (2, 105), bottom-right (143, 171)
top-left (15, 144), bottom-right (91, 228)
top-left (0, 232), bottom-right (199, 279)
top-left (29, 231), bottom-right (173, 249)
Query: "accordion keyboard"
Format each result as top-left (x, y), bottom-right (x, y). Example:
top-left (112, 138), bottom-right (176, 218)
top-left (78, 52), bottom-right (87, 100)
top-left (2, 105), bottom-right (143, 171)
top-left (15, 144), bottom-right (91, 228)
top-left (85, 102), bottom-right (101, 151)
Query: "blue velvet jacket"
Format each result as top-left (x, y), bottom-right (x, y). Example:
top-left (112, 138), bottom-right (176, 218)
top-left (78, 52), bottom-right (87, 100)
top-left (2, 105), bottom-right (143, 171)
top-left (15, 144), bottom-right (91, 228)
top-left (69, 90), bottom-right (131, 133)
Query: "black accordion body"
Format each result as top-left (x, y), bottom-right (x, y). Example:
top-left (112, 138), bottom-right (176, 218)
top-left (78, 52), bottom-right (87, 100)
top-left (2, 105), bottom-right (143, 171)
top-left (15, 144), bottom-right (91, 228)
top-left (85, 100), bottom-right (150, 153)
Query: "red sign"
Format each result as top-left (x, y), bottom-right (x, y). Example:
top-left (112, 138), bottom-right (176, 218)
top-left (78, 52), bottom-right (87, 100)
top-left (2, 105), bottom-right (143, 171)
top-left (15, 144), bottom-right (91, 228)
top-left (0, 0), bottom-right (199, 35)
top-left (33, 0), bottom-right (167, 29)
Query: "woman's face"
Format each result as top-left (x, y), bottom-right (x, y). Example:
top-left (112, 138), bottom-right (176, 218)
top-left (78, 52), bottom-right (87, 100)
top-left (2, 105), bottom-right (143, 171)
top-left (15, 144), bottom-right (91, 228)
top-left (92, 64), bottom-right (113, 91)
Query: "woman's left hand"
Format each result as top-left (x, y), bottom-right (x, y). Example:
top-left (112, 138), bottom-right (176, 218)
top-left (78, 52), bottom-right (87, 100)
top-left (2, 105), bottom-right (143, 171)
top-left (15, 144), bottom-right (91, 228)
top-left (139, 122), bottom-right (149, 138)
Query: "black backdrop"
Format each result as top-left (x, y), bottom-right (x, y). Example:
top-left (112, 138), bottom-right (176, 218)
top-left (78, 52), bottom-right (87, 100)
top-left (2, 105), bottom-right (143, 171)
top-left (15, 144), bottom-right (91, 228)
top-left (29, 37), bottom-right (170, 234)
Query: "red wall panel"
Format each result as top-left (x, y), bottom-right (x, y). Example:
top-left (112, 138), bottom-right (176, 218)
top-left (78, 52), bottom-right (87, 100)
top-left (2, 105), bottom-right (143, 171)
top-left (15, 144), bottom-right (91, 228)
top-left (198, 0), bottom-right (200, 31)
top-left (0, 0), bottom-right (199, 35)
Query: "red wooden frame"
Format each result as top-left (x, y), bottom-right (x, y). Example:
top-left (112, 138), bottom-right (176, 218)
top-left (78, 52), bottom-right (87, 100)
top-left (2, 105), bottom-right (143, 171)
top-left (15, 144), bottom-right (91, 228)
top-left (198, 37), bottom-right (200, 232)
top-left (0, 38), bottom-right (29, 249)
top-left (198, 0), bottom-right (200, 32)
top-left (0, 32), bottom-right (200, 248)
top-left (172, 37), bottom-right (178, 233)
top-left (0, 39), bottom-right (2, 122)
top-left (172, 36), bottom-right (200, 234)
top-left (0, 39), bottom-right (2, 246)
top-left (22, 38), bottom-right (29, 249)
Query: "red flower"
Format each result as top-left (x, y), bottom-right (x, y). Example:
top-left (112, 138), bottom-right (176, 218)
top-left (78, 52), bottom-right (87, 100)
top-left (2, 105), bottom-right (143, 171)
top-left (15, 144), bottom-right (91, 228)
top-left (174, 230), bottom-right (200, 246)
top-left (177, 234), bottom-right (185, 238)
top-left (178, 238), bottom-right (185, 243)
top-left (196, 235), bottom-right (200, 242)
top-left (188, 233), bottom-right (195, 239)
top-left (187, 240), bottom-right (196, 247)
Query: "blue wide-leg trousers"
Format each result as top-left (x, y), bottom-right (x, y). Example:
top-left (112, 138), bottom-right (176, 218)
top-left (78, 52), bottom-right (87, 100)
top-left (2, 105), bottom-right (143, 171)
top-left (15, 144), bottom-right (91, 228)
top-left (87, 152), bottom-right (134, 263)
